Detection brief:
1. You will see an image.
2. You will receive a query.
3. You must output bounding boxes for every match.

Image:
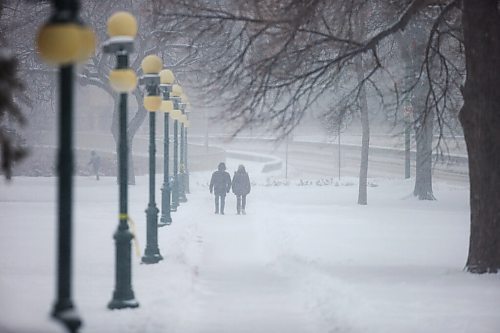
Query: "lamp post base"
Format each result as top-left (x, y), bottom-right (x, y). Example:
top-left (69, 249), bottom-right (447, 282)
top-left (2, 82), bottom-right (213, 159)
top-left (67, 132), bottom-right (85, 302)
top-left (178, 172), bottom-right (188, 203)
top-left (108, 298), bottom-right (139, 310)
top-left (159, 216), bottom-right (172, 227)
top-left (160, 184), bottom-right (172, 226)
top-left (142, 205), bottom-right (163, 264)
top-left (141, 252), bottom-right (163, 264)
top-left (52, 303), bottom-right (82, 333)
top-left (109, 226), bottom-right (139, 310)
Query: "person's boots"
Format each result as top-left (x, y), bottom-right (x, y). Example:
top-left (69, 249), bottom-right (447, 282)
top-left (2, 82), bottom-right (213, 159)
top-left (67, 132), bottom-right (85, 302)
top-left (242, 209), bottom-right (246, 215)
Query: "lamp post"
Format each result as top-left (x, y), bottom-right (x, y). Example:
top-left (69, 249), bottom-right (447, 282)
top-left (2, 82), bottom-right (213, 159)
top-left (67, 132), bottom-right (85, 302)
top-left (102, 11), bottom-right (139, 310)
top-left (184, 120), bottom-right (190, 193)
top-left (140, 55), bottom-right (163, 264)
top-left (36, 0), bottom-right (95, 331)
top-left (178, 103), bottom-right (188, 203)
top-left (159, 69), bottom-right (175, 226)
top-left (181, 94), bottom-right (190, 194)
top-left (170, 84), bottom-right (183, 211)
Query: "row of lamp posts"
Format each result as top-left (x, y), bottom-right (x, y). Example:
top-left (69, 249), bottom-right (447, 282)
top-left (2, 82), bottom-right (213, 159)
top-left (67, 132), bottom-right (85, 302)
top-left (103, 9), bottom-right (192, 312)
top-left (36, 5), bottom-right (191, 332)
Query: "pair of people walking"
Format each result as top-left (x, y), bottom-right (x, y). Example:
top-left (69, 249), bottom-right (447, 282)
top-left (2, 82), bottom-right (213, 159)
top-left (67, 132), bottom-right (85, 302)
top-left (209, 162), bottom-right (251, 215)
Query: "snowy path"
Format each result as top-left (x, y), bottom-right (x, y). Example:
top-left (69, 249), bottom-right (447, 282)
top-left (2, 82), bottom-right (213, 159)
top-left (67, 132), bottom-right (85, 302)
top-left (175, 210), bottom-right (315, 333)
top-left (1, 165), bottom-right (500, 332)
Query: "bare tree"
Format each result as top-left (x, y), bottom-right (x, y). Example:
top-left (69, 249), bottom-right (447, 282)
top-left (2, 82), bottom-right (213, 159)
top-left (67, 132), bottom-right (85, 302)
top-left (354, 6), bottom-right (370, 205)
top-left (2, 0), bottom-right (197, 182)
top-left (153, 0), bottom-right (500, 273)
top-left (0, 48), bottom-right (26, 179)
top-left (0, 0), bottom-right (31, 179)
top-left (78, 0), bottom-right (198, 183)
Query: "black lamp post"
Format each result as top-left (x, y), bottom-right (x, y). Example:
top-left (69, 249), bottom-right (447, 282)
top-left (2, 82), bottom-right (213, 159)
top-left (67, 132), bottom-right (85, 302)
top-left (170, 84), bottom-right (183, 211)
top-left (103, 11), bottom-right (139, 310)
top-left (182, 101), bottom-right (190, 195)
top-left (159, 69), bottom-right (175, 226)
top-left (178, 119), bottom-right (188, 203)
top-left (140, 55), bottom-right (163, 264)
top-left (36, 0), bottom-right (96, 331)
top-left (184, 126), bottom-right (190, 193)
top-left (178, 101), bottom-right (188, 203)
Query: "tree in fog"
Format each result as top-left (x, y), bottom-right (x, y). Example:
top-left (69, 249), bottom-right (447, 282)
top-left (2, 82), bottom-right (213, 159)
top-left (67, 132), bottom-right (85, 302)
top-left (78, 0), bottom-right (161, 184)
top-left (0, 43), bottom-right (26, 179)
top-left (2, 0), bottom-right (197, 183)
top-left (0, 1), bottom-right (28, 179)
top-left (153, 0), bottom-right (500, 273)
top-left (81, 0), bottom-right (197, 183)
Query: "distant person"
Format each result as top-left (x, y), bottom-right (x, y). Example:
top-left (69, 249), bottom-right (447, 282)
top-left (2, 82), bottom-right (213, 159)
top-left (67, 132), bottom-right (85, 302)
top-left (209, 162), bottom-right (231, 214)
top-left (88, 150), bottom-right (101, 180)
top-left (231, 164), bottom-right (251, 215)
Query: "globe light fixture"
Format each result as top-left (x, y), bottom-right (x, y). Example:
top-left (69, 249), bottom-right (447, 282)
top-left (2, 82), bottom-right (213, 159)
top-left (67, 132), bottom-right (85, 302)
top-left (161, 100), bottom-right (174, 113)
top-left (37, 23), bottom-right (96, 65)
top-left (170, 109), bottom-right (183, 120)
top-left (160, 69), bottom-right (175, 85)
top-left (144, 95), bottom-right (163, 112)
top-left (107, 11), bottom-right (138, 38)
top-left (37, 24), bottom-right (82, 65)
top-left (171, 84), bottom-right (183, 98)
top-left (109, 69), bottom-right (137, 93)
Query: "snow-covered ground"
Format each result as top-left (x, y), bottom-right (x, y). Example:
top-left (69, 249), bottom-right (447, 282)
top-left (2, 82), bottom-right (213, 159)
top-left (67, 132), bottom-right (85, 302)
top-left (0, 158), bottom-right (499, 333)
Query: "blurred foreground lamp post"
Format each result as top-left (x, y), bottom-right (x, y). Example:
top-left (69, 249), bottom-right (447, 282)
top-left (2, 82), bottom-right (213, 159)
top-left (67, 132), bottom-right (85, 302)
top-left (102, 11), bottom-right (139, 310)
top-left (140, 55), bottom-right (163, 264)
top-left (170, 84), bottom-right (183, 211)
top-left (159, 69), bottom-right (175, 226)
top-left (178, 101), bottom-right (188, 203)
top-left (36, 0), bottom-right (95, 331)
top-left (404, 102), bottom-right (412, 179)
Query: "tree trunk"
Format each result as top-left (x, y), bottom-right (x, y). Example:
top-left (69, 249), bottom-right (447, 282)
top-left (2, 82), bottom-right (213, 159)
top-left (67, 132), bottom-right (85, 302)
top-left (355, 56), bottom-right (369, 205)
top-left (413, 108), bottom-right (436, 200)
top-left (461, 0), bottom-right (500, 273)
top-left (396, 21), bottom-right (435, 200)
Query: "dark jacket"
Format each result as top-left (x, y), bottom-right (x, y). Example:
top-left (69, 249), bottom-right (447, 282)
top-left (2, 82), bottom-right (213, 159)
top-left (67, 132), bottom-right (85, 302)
top-left (210, 165), bottom-right (232, 196)
top-left (232, 169), bottom-right (251, 196)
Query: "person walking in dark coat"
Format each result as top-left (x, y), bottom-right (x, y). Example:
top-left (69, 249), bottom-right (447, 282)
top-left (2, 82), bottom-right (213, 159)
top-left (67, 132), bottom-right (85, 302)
top-left (87, 150), bottom-right (101, 180)
top-left (232, 164), bottom-right (251, 215)
top-left (209, 162), bottom-right (232, 214)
